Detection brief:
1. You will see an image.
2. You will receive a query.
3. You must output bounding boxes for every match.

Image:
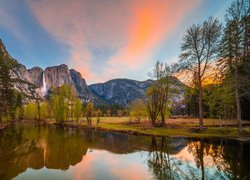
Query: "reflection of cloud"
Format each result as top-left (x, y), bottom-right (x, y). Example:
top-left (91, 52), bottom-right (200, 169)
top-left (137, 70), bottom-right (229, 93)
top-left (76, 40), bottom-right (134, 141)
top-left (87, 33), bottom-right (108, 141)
top-left (27, 0), bottom-right (200, 83)
top-left (70, 150), bottom-right (151, 179)
top-left (174, 142), bottom-right (225, 168)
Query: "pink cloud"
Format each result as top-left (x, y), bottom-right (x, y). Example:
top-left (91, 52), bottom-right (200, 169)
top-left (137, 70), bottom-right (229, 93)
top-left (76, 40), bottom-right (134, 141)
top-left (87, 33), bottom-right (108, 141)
top-left (27, 0), bottom-right (200, 83)
top-left (69, 150), bottom-right (151, 179)
top-left (107, 0), bottom-right (201, 76)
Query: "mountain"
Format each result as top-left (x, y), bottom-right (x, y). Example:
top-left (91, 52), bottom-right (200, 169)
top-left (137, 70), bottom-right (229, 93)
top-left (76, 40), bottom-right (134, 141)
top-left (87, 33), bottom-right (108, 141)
top-left (89, 77), bottom-right (187, 108)
top-left (0, 39), bottom-right (92, 102)
top-left (43, 64), bottom-right (91, 100)
top-left (1, 39), bottom-right (186, 110)
top-left (89, 79), bottom-right (153, 107)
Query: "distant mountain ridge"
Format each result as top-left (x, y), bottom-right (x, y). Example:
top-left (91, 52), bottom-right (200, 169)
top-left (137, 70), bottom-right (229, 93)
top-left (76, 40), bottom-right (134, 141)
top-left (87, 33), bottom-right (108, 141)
top-left (0, 39), bottom-right (186, 108)
top-left (89, 78), bottom-right (153, 107)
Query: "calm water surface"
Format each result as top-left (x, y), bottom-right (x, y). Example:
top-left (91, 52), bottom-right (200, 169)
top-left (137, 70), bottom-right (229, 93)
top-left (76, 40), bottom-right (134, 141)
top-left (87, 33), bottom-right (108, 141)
top-left (0, 124), bottom-right (250, 180)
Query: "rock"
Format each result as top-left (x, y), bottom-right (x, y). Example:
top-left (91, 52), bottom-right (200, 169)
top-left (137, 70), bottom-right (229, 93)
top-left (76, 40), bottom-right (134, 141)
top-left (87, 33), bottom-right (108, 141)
top-left (69, 69), bottom-right (91, 100)
top-left (28, 67), bottom-right (43, 87)
top-left (44, 64), bottom-right (71, 90)
top-left (89, 78), bottom-right (153, 107)
top-left (12, 64), bottom-right (31, 82)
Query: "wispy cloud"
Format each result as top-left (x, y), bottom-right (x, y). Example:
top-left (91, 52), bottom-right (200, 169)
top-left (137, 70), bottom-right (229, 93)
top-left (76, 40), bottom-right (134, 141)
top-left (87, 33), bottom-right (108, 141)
top-left (27, 0), bottom-right (200, 83)
top-left (0, 1), bottom-right (29, 45)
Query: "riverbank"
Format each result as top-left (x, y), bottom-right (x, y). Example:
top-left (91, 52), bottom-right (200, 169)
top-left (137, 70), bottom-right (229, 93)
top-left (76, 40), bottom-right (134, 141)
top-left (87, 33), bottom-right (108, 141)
top-left (7, 117), bottom-right (249, 141)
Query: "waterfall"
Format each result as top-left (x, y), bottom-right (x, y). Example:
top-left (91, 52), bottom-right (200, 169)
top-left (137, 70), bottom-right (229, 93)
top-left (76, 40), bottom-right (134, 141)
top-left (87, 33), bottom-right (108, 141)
top-left (41, 72), bottom-right (47, 96)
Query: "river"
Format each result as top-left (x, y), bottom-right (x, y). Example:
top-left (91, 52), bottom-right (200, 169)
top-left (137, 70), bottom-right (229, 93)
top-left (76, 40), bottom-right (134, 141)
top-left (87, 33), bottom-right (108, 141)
top-left (0, 124), bottom-right (249, 179)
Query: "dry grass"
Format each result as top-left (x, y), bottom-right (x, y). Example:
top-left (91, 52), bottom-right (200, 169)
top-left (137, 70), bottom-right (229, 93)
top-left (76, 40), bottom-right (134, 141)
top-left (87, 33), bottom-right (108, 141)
top-left (37, 116), bottom-right (250, 139)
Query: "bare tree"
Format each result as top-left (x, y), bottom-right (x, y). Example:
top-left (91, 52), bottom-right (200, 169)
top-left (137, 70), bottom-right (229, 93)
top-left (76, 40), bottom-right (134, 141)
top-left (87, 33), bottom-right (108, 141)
top-left (179, 17), bottom-right (222, 129)
top-left (146, 61), bottom-right (177, 126)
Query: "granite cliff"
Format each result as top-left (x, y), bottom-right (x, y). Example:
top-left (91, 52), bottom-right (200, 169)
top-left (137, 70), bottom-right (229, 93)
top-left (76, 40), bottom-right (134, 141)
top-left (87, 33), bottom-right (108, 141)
top-left (0, 39), bottom-right (92, 101)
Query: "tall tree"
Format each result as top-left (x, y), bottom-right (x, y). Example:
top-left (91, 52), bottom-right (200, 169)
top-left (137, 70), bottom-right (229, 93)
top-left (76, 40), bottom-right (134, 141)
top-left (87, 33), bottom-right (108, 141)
top-left (74, 98), bottom-right (82, 122)
top-left (179, 17), bottom-right (222, 129)
top-left (219, 0), bottom-right (250, 133)
top-left (0, 55), bottom-right (14, 122)
top-left (84, 102), bottom-right (94, 126)
top-left (15, 93), bottom-right (23, 121)
top-left (129, 98), bottom-right (147, 123)
top-left (146, 61), bottom-right (177, 126)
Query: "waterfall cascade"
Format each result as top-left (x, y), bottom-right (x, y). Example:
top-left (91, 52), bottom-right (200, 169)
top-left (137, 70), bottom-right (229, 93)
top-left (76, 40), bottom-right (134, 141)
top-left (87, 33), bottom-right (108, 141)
top-left (41, 72), bottom-right (47, 96)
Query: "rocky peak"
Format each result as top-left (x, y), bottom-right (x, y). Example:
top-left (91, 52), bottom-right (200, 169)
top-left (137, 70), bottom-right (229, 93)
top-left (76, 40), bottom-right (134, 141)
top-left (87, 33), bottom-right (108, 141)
top-left (0, 39), bottom-right (93, 102)
top-left (44, 64), bottom-right (71, 90)
top-left (13, 64), bottom-right (31, 82)
top-left (89, 78), bottom-right (153, 107)
top-left (28, 67), bottom-right (43, 87)
top-left (69, 69), bottom-right (91, 100)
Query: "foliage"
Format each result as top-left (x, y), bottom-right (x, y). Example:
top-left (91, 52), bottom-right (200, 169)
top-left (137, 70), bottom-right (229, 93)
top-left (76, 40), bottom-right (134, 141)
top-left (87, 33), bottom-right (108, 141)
top-left (0, 54), bottom-right (15, 122)
top-left (84, 102), bottom-right (94, 126)
top-left (146, 61), bottom-right (178, 126)
top-left (219, 0), bottom-right (250, 132)
top-left (74, 98), bottom-right (82, 122)
top-left (178, 17), bottom-right (222, 129)
top-left (95, 109), bottom-right (102, 125)
top-left (129, 98), bottom-right (147, 122)
top-left (24, 102), bottom-right (38, 120)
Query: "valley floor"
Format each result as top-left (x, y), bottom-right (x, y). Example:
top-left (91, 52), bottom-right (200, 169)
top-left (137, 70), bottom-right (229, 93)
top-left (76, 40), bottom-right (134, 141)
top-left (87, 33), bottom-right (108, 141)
top-left (9, 117), bottom-right (250, 141)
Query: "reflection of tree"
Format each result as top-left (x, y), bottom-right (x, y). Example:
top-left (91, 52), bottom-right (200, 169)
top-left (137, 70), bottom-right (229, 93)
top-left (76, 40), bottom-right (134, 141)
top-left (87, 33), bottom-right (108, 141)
top-left (1, 125), bottom-right (250, 179)
top-left (148, 137), bottom-right (172, 179)
top-left (45, 127), bottom-right (88, 170)
top-left (0, 125), bottom-right (44, 179)
top-left (0, 125), bottom-right (89, 179)
top-left (221, 140), bottom-right (250, 179)
top-left (147, 137), bottom-right (197, 180)
top-left (147, 137), bottom-right (192, 180)
top-left (187, 140), bottom-right (206, 180)
top-left (187, 139), bottom-right (250, 180)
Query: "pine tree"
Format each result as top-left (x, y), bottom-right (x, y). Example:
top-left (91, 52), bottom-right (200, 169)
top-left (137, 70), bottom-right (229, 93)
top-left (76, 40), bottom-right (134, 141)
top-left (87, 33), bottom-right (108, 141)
top-left (219, 0), bottom-right (250, 133)
top-left (0, 54), bottom-right (14, 122)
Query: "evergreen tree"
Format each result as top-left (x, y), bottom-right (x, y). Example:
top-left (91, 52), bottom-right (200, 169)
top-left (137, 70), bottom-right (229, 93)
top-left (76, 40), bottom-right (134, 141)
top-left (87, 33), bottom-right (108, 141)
top-left (0, 54), bottom-right (14, 122)
top-left (15, 93), bottom-right (23, 121)
top-left (219, 0), bottom-right (250, 133)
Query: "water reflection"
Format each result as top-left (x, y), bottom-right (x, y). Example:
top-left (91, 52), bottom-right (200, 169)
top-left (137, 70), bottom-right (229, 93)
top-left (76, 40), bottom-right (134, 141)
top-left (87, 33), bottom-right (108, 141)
top-left (0, 124), bottom-right (249, 179)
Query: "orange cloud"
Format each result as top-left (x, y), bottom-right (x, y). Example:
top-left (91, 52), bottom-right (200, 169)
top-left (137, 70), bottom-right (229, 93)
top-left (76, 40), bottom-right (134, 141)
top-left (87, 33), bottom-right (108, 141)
top-left (108, 0), bottom-right (201, 76)
top-left (69, 150), bottom-right (151, 179)
top-left (28, 0), bottom-right (201, 83)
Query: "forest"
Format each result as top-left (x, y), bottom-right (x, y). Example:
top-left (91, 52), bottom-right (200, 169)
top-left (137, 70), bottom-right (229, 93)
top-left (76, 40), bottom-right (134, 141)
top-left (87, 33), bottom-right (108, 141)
top-left (0, 0), bottom-right (249, 136)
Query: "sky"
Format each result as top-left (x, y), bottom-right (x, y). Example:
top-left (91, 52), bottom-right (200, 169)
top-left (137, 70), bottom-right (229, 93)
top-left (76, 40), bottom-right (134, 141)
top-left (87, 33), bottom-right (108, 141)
top-left (0, 0), bottom-right (233, 84)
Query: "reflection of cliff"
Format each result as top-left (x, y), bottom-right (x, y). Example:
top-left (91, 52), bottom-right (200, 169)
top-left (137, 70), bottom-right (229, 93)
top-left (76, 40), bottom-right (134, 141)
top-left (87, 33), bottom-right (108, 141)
top-left (44, 131), bottom-right (88, 170)
top-left (0, 126), bottom-right (88, 179)
top-left (87, 132), bottom-right (188, 155)
top-left (3, 125), bottom-right (250, 180)
top-left (0, 127), bottom-right (44, 179)
top-left (0, 125), bottom-right (188, 179)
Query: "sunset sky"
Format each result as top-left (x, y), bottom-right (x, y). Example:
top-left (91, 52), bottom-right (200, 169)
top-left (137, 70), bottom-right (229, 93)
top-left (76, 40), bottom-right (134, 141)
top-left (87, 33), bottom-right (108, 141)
top-left (0, 0), bottom-right (232, 84)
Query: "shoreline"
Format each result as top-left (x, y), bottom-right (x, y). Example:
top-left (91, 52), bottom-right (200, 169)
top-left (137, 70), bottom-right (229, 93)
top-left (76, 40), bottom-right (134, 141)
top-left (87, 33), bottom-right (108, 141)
top-left (3, 120), bottom-right (250, 142)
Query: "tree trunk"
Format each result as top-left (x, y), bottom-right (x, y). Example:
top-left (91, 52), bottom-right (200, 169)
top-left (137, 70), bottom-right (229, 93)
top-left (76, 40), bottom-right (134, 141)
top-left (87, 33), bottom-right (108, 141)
top-left (236, 83), bottom-right (242, 133)
top-left (200, 141), bottom-right (205, 180)
top-left (198, 79), bottom-right (204, 129)
top-left (235, 67), bottom-right (242, 134)
top-left (161, 111), bottom-right (165, 127)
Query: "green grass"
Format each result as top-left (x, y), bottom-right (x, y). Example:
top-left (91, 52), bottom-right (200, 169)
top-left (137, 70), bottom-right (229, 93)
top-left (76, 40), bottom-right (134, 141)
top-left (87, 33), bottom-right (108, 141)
top-left (28, 116), bottom-right (250, 139)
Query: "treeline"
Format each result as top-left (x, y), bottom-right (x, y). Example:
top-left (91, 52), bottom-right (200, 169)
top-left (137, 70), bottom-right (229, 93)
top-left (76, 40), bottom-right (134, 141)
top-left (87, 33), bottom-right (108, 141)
top-left (22, 85), bottom-right (105, 126)
top-left (180, 0), bottom-right (250, 132)
top-left (0, 0), bottom-right (249, 133)
top-left (0, 51), bottom-right (23, 123)
top-left (129, 0), bottom-right (250, 132)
